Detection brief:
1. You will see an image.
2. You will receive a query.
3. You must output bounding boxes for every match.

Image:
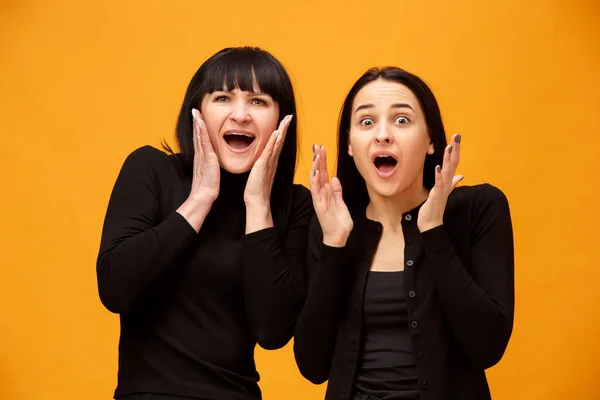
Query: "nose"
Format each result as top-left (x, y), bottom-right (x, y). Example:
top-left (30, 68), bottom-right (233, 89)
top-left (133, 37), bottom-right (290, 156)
top-left (229, 98), bottom-right (251, 123)
top-left (374, 122), bottom-right (393, 144)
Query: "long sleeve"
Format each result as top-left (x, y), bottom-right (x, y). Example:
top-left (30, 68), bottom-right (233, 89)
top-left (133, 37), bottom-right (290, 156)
top-left (421, 184), bottom-right (514, 369)
top-left (96, 146), bottom-right (197, 314)
top-left (241, 186), bottom-right (314, 350)
top-left (293, 216), bottom-right (347, 384)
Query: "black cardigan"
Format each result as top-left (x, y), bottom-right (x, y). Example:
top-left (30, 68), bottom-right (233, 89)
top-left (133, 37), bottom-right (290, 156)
top-left (294, 184), bottom-right (514, 400)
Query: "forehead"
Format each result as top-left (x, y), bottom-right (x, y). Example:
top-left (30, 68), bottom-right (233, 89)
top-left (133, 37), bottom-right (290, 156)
top-left (353, 79), bottom-right (419, 112)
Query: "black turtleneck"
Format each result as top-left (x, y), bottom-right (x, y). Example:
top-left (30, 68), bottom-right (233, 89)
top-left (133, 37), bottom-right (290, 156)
top-left (97, 145), bottom-right (313, 400)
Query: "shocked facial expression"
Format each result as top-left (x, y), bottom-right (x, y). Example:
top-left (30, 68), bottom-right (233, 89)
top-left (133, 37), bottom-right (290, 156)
top-left (200, 82), bottom-right (280, 174)
top-left (348, 79), bottom-right (434, 197)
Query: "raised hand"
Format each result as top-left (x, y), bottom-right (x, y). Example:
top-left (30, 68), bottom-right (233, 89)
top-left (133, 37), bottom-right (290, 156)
top-left (310, 145), bottom-right (353, 247)
top-left (176, 109), bottom-right (220, 232)
top-left (417, 134), bottom-right (464, 232)
top-left (244, 115), bottom-right (293, 207)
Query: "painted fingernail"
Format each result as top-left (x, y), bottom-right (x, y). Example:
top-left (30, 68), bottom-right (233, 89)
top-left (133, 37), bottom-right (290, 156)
top-left (455, 134), bottom-right (461, 143)
top-left (313, 153), bottom-right (317, 161)
top-left (449, 145), bottom-right (453, 154)
top-left (313, 144), bottom-right (316, 153)
top-left (436, 165), bottom-right (442, 173)
top-left (313, 169), bottom-right (317, 177)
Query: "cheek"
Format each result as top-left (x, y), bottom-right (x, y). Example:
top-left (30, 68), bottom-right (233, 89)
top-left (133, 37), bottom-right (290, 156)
top-left (398, 135), bottom-right (430, 172)
top-left (348, 132), bottom-right (371, 166)
top-left (255, 111), bottom-right (279, 144)
top-left (199, 104), bottom-right (224, 151)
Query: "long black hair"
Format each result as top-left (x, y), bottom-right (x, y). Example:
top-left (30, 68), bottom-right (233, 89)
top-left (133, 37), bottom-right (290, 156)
top-left (336, 67), bottom-right (448, 215)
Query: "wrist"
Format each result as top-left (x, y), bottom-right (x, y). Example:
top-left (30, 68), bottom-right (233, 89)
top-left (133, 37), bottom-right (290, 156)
top-left (244, 198), bottom-right (270, 213)
top-left (245, 204), bottom-right (273, 234)
top-left (323, 234), bottom-right (349, 248)
top-left (418, 220), bottom-right (443, 233)
top-left (177, 197), bottom-right (214, 233)
top-left (190, 189), bottom-right (218, 205)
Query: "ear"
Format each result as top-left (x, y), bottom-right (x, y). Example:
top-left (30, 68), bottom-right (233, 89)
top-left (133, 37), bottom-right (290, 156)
top-left (348, 131), bottom-right (354, 156)
top-left (427, 140), bottom-right (435, 155)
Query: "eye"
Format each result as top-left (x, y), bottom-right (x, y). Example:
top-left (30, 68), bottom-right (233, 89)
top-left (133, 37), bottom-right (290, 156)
top-left (394, 115), bottom-right (410, 124)
top-left (214, 95), bottom-right (229, 103)
top-left (250, 98), bottom-right (267, 106)
top-left (360, 117), bottom-right (374, 126)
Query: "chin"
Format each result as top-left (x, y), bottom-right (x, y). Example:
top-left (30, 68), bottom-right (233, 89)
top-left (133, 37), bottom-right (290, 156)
top-left (365, 176), bottom-right (405, 198)
top-left (220, 157), bottom-right (254, 174)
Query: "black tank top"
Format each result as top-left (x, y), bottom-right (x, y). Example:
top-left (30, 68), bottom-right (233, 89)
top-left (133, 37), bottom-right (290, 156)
top-left (354, 271), bottom-right (420, 400)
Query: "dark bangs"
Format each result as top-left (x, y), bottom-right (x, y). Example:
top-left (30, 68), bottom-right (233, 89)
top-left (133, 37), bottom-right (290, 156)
top-left (198, 49), bottom-right (290, 106)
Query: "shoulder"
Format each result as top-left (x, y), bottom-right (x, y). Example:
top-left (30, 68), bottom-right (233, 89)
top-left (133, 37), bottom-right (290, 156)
top-left (120, 145), bottom-right (183, 177)
top-left (448, 183), bottom-right (509, 210)
top-left (123, 145), bottom-right (171, 167)
top-left (446, 183), bottom-right (512, 231)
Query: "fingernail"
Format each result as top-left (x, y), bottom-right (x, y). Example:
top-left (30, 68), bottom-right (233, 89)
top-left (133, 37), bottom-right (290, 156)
top-left (320, 145), bottom-right (323, 149)
top-left (455, 134), bottom-right (461, 143)
top-left (313, 153), bottom-right (317, 161)
top-left (436, 165), bottom-right (442, 173)
top-left (449, 146), bottom-right (453, 154)
top-left (191, 108), bottom-right (198, 120)
top-left (312, 144), bottom-right (316, 153)
top-left (275, 130), bottom-right (279, 137)
top-left (313, 169), bottom-right (317, 177)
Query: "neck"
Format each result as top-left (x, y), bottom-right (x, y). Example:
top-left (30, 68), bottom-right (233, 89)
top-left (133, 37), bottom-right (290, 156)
top-left (366, 180), bottom-right (429, 232)
top-left (216, 168), bottom-right (250, 201)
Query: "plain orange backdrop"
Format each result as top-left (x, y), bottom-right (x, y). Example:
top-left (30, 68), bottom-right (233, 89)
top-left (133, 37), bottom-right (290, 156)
top-left (1, 0), bottom-right (599, 399)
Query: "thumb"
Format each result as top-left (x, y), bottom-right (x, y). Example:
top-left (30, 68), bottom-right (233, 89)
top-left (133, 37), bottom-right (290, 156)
top-left (332, 177), bottom-right (344, 201)
top-left (450, 174), bottom-right (464, 191)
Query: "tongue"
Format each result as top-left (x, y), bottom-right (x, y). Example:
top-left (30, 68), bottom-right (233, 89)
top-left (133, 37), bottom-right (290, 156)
top-left (378, 163), bottom-right (396, 173)
top-left (225, 136), bottom-right (253, 150)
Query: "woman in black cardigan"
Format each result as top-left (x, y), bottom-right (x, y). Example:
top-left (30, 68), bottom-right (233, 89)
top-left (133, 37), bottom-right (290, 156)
top-left (97, 47), bottom-right (313, 400)
top-left (294, 66), bottom-right (514, 400)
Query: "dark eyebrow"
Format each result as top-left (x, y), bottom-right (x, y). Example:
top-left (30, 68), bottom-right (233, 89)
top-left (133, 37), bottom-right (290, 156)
top-left (354, 103), bottom-right (415, 114)
top-left (354, 104), bottom-right (374, 114)
top-left (391, 103), bottom-right (415, 112)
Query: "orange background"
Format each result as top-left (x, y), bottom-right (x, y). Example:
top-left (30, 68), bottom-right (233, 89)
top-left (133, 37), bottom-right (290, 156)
top-left (1, 0), bottom-right (599, 399)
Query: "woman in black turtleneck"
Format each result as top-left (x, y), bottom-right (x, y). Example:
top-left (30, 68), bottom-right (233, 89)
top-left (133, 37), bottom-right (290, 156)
top-left (96, 47), bottom-right (313, 400)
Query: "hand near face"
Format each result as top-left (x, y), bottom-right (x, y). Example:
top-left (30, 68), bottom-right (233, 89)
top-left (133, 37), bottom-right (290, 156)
top-left (175, 109), bottom-right (221, 232)
top-left (190, 108), bottom-right (221, 202)
top-left (417, 134), bottom-right (464, 232)
top-left (243, 115), bottom-right (293, 208)
top-left (310, 145), bottom-right (354, 247)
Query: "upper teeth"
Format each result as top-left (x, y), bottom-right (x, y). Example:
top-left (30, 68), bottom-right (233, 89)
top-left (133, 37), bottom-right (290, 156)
top-left (377, 155), bottom-right (391, 158)
top-left (228, 132), bottom-right (253, 137)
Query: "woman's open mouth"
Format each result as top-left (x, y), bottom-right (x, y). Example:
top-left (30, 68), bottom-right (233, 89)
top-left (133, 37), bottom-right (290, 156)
top-left (223, 131), bottom-right (256, 153)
